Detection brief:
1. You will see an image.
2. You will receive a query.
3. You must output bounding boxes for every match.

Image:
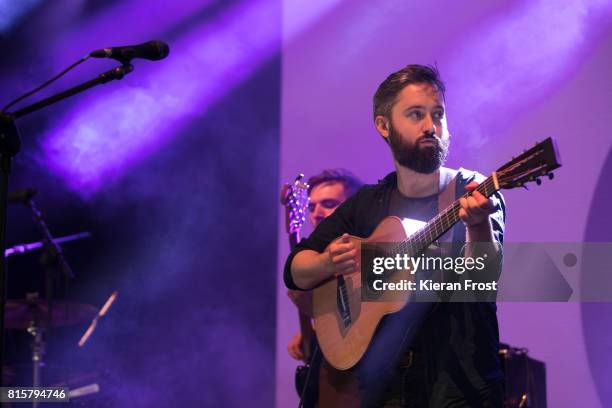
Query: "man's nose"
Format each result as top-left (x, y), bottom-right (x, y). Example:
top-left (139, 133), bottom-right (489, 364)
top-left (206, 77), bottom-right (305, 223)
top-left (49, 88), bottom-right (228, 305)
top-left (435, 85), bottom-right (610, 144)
top-left (423, 114), bottom-right (437, 136)
top-left (312, 206), bottom-right (325, 226)
top-left (313, 204), bottom-right (325, 218)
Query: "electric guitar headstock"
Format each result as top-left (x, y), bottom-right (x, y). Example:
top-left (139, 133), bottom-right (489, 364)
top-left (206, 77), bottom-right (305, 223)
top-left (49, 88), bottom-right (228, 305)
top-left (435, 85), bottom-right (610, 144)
top-left (280, 174), bottom-right (310, 247)
top-left (495, 137), bottom-right (562, 190)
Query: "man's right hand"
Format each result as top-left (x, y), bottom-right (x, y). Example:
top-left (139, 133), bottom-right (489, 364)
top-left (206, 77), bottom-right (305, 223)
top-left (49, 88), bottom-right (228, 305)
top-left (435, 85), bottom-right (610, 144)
top-left (324, 233), bottom-right (359, 277)
top-left (287, 331), bottom-right (305, 361)
top-left (291, 234), bottom-right (360, 289)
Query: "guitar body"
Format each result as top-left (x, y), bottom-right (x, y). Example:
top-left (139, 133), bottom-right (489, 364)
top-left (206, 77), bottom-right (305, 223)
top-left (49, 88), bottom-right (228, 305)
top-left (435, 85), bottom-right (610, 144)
top-left (313, 216), bottom-right (421, 370)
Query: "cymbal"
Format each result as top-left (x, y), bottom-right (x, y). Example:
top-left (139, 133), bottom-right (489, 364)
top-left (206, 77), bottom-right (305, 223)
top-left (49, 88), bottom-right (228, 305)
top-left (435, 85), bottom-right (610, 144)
top-left (5, 299), bottom-right (98, 329)
top-left (2, 363), bottom-right (101, 388)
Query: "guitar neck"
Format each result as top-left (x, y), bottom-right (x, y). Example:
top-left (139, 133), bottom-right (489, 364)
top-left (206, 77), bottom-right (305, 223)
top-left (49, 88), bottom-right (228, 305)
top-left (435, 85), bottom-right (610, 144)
top-left (289, 232), bottom-right (299, 249)
top-left (298, 310), bottom-right (313, 360)
top-left (281, 176), bottom-right (316, 361)
top-left (401, 174), bottom-right (499, 251)
top-left (288, 230), bottom-right (316, 361)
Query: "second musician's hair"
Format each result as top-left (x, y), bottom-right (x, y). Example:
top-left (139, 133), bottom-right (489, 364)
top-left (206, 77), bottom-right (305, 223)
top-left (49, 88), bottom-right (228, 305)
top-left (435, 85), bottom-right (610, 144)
top-left (307, 168), bottom-right (363, 197)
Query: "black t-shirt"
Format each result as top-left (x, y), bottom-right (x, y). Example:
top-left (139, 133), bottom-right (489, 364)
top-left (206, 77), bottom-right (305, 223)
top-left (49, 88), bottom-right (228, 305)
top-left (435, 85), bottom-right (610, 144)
top-left (388, 188), bottom-right (439, 222)
top-left (284, 170), bottom-right (506, 395)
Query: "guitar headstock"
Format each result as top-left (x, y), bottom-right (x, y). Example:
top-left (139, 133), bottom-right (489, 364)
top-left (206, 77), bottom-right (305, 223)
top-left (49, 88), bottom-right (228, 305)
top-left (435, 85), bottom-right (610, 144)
top-left (280, 174), bottom-right (310, 235)
top-left (496, 137), bottom-right (561, 190)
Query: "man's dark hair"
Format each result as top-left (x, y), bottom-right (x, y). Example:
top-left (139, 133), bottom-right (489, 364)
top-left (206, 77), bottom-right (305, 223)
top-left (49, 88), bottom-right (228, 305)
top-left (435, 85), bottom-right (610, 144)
top-left (307, 168), bottom-right (363, 197)
top-left (373, 64), bottom-right (446, 120)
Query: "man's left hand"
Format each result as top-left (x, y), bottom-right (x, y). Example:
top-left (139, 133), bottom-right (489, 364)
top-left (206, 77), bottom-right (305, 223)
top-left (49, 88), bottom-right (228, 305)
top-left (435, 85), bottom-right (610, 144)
top-left (458, 181), bottom-right (494, 227)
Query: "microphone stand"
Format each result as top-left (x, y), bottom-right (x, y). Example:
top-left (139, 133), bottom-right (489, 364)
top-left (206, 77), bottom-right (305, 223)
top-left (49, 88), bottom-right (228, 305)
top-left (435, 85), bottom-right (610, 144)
top-left (27, 196), bottom-right (76, 392)
top-left (0, 62), bottom-right (134, 386)
top-left (28, 197), bottom-right (75, 281)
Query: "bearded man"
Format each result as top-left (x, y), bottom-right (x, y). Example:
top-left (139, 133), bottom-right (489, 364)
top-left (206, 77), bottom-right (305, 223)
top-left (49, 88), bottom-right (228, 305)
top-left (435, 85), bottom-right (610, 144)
top-left (284, 65), bottom-right (506, 407)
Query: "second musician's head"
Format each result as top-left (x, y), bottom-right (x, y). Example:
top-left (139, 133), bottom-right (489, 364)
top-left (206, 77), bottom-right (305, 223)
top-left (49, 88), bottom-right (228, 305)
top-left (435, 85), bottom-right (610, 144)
top-left (307, 169), bottom-right (362, 227)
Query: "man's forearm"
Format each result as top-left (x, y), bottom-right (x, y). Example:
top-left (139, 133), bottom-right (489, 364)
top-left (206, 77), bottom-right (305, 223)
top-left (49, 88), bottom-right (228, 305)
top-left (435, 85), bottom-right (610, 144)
top-left (465, 217), bottom-right (503, 282)
top-left (466, 218), bottom-right (494, 243)
top-left (465, 217), bottom-right (498, 259)
top-left (291, 249), bottom-right (333, 290)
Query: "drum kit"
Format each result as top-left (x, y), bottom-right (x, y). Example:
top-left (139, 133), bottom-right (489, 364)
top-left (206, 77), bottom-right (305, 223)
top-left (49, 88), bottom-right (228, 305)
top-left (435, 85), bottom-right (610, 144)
top-left (3, 188), bottom-right (116, 405)
top-left (4, 295), bottom-right (99, 386)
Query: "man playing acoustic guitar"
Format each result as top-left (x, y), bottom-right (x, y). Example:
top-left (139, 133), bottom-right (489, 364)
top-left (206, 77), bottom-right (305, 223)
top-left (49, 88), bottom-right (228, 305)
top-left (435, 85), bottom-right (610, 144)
top-left (285, 65), bottom-right (505, 407)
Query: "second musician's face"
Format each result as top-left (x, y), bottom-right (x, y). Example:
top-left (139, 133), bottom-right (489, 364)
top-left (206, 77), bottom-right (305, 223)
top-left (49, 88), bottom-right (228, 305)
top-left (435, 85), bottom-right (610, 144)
top-left (308, 181), bottom-right (347, 228)
top-left (377, 83), bottom-right (450, 173)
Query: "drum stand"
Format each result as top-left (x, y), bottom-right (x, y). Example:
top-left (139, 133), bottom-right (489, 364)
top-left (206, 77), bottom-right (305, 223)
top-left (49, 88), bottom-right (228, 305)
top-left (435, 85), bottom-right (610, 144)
top-left (25, 293), bottom-right (46, 408)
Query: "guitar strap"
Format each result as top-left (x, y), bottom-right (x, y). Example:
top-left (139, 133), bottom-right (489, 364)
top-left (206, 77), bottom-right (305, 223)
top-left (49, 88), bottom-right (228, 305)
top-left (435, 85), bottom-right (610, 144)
top-left (437, 166), bottom-right (458, 244)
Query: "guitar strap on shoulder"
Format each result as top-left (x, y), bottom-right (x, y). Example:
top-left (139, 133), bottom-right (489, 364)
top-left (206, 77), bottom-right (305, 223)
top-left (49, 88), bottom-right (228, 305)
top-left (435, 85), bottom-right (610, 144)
top-left (437, 167), bottom-right (458, 243)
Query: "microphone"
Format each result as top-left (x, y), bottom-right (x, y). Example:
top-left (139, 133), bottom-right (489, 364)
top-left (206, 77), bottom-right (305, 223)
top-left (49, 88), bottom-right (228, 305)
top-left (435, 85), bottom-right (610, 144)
top-left (8, 188), bottom-right (37, 204)
top-left (90, 40), bottom-right (169, 63)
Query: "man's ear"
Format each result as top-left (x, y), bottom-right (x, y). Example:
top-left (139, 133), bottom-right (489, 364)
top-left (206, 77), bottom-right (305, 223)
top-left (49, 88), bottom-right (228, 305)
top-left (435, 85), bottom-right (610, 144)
top-left (375, 115), bottom-right (390, 142)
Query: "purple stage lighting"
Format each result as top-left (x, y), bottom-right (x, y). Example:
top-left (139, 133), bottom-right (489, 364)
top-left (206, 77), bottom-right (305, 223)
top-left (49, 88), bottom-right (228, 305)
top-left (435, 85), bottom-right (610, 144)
top-left (444, 0), bottom-right (612, 149)
top-left (41, 0), bottom-right (281, 197)
top-left (41, 0), bottom-right (343, 198)
top-left (0, 0), bottom-right (41, 32)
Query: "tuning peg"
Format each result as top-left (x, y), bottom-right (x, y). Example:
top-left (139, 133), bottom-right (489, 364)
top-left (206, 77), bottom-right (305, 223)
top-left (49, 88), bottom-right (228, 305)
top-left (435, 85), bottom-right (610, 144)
top-left (548, 172), bottom-right (554, 180)
top-left (535, 178), bottom-right (542, 186)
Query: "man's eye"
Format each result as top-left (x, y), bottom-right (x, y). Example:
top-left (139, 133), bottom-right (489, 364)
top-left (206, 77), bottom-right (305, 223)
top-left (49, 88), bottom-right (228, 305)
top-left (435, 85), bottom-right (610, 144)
top-left (432, 111), bottom-right (444, 121)
top-left (308, 204), bottom-right (316, 212)
top-left (408, 111), bottom-right (424, 120)
top-left (321, 200), bottom-right (340, 209)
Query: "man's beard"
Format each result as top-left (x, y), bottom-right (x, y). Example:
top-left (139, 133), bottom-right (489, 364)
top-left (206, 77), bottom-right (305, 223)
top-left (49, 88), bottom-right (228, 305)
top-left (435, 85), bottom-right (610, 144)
top-left (388, 124), bottom-right (449, 174)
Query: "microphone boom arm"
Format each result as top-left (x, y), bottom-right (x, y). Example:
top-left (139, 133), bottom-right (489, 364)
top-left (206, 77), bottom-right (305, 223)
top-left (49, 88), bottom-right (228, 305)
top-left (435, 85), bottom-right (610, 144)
top-left (10, 63), bottom-right (133, 119)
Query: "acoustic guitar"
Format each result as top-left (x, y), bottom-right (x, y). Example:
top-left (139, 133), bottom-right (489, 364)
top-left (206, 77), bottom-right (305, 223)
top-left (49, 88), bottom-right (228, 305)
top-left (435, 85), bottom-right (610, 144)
top-left (312, 138), bottom-right (562, 370)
